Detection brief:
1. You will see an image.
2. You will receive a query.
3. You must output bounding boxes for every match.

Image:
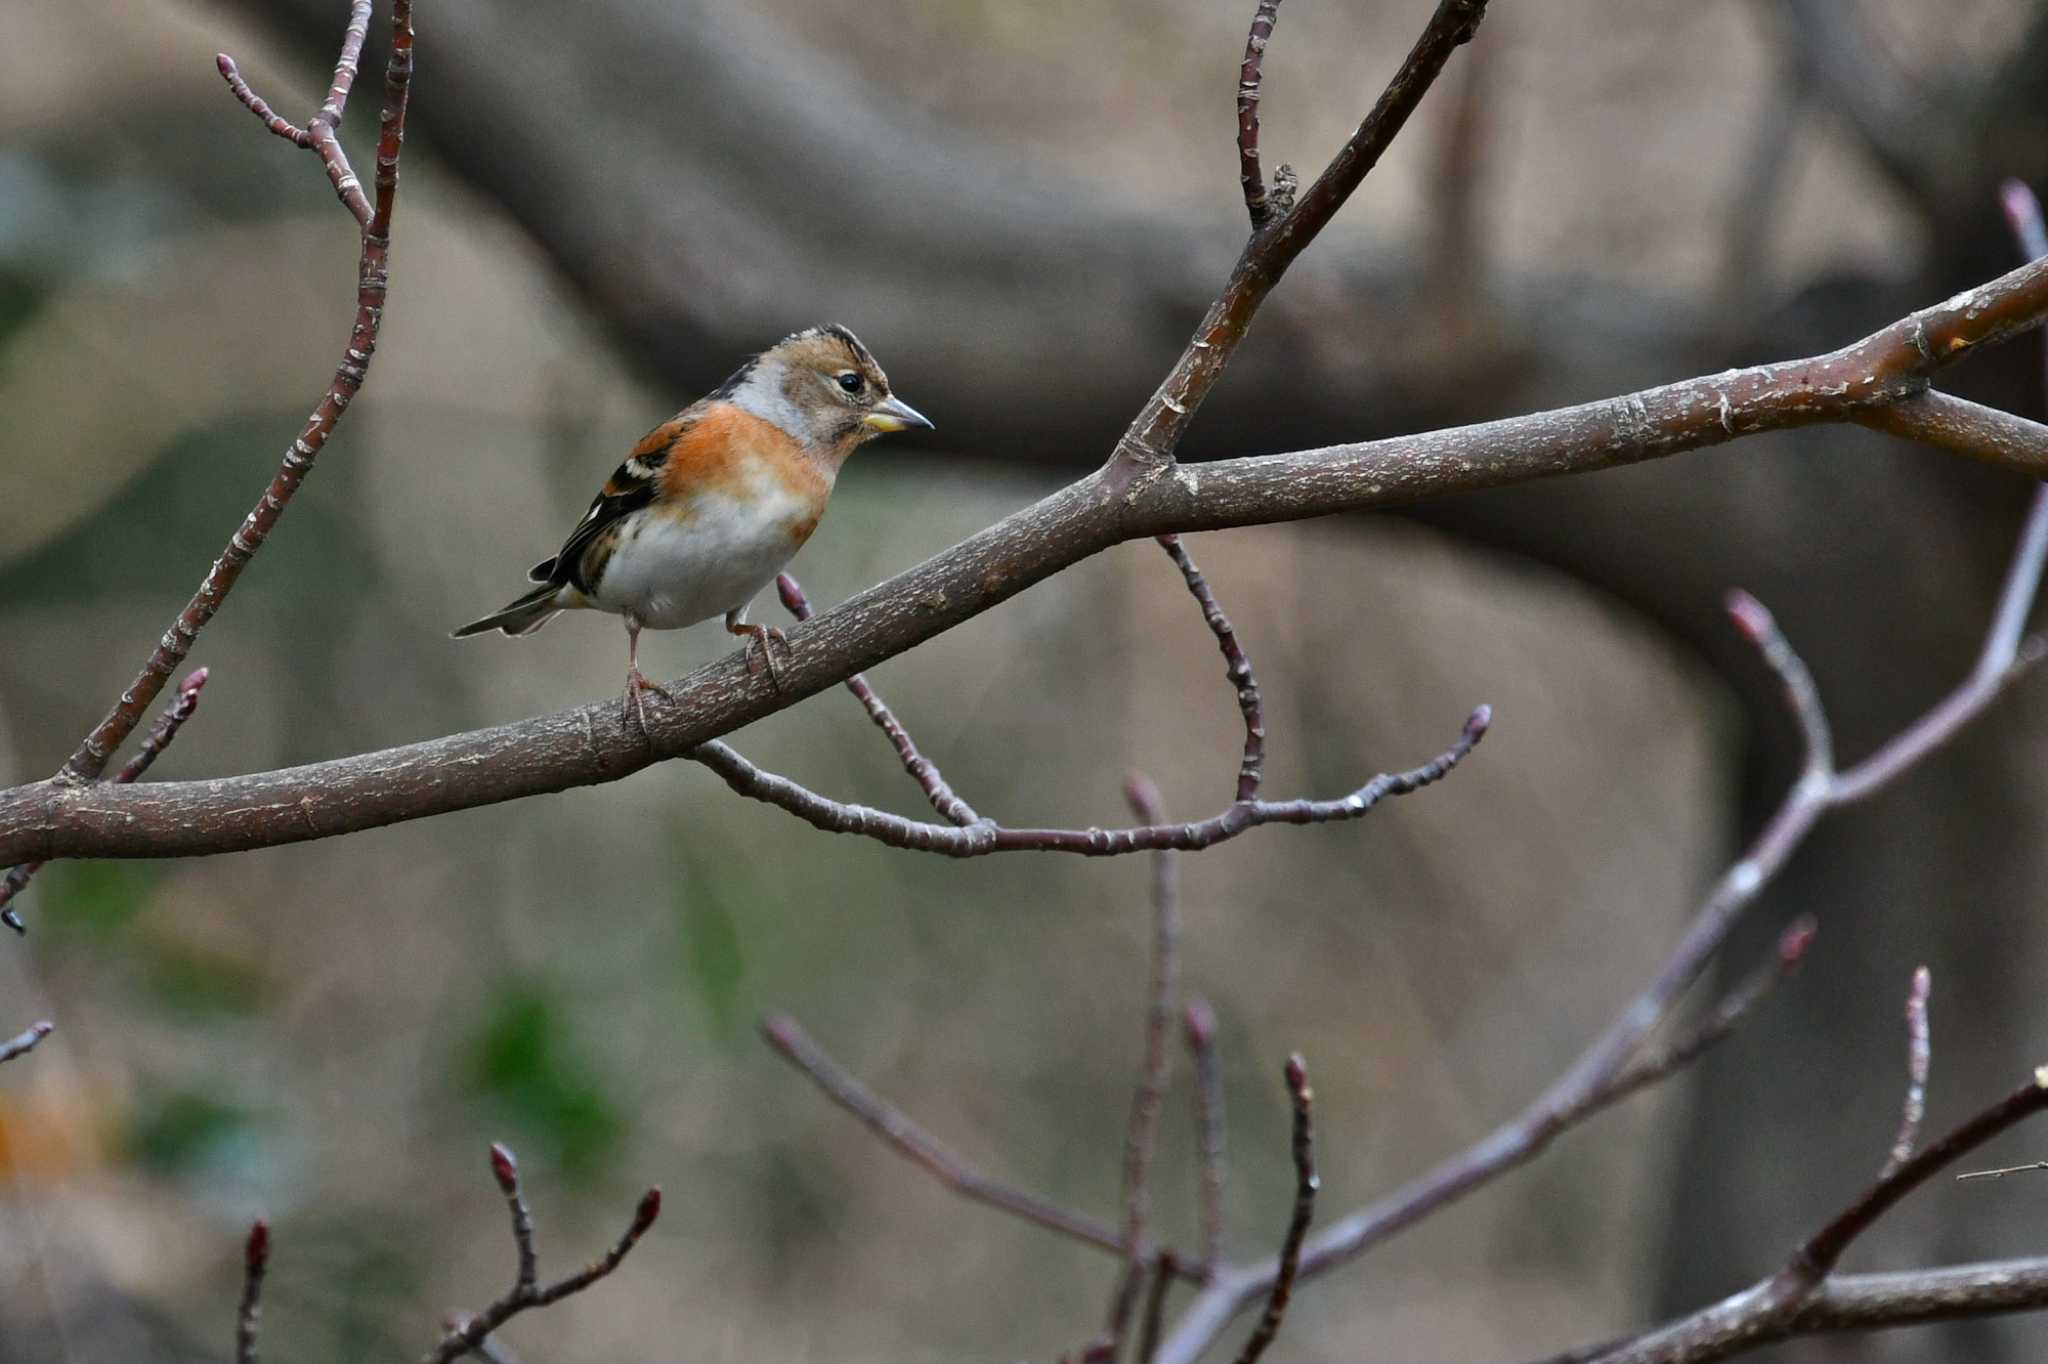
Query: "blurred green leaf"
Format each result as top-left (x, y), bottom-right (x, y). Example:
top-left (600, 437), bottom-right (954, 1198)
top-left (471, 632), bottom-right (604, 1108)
top-left (137, 941), bottom-right (271, 1018)
top-left (41, 860), bottom-right (162, 940)
top-left (122, 1087), bottom-right (252, 1175)
top-left (672, 843), bottom-right (748, 1044)
top-left (462, 981), bottom-right (622, 1178)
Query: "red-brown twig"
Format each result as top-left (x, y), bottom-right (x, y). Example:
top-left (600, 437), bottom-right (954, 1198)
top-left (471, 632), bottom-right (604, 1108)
top-left (218, 56), bottom-right (314, 146)
top-left (1882, 967), bottom-right (1933, 1180)
top-left (1183, 1000), bottom-right (1227, 1281)
top-left (1104, 775), bottom-right (1183, 1354)
top-left (690, 706), bottom-right (1485, 859)
top-left (1151, 423), bottom-right (2048, 1364)
top-left (1581, 1069), bottom-right (2048, 1364)
top-left (775, 573), bottom-right (978, 826)
top-left (1157, 537), bottom-right (1265, 802)
top-left (425, 1144), bottom-right (660, 1364)
top-left (1236, 0), bottom-right (1285, 227)
top-left (48, 0), bottom-right (408, 789)
top-left (235, 1220), bottom-right (269, 1364)
top-left (1232, 1056), bottom-right (1316, 1364)
top-left (1590, 918), bottom-right (1816, 1115)
top-left (0, 1021), bottom-right (53, 1065)
top-left (0, 666), bottom-right (208, 932)
top-left (760, 1013), bottom-right (1156, 1261)
top-left (1114, 0), bottom-right (1487, 467)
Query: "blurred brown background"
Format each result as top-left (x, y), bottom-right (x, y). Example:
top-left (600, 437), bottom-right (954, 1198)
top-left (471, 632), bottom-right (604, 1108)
top-left (3, 0), bottom-right (2048, 1359)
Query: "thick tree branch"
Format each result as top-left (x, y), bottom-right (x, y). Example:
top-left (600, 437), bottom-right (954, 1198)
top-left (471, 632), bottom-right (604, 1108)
top-left (4, 249), bottom-right (2048, 866)
top-left (0, 666), bottom-right (208, 931)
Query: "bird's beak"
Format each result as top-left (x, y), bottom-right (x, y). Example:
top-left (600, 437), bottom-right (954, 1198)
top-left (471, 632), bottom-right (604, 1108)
top-left (862, 393), bottom-right (934, 433)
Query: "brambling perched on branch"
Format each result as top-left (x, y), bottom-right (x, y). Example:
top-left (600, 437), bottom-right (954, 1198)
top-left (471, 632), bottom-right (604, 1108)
top-left (453, 325), bottom-right (931, 725)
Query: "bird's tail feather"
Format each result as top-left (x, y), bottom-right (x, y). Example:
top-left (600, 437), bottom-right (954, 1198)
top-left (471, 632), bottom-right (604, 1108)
top-left (451, 583), bottom-right (564, 639)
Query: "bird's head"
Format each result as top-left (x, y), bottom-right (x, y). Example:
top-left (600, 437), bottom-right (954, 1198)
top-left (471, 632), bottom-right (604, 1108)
top-left (723, 324), bottom-right (932, 466)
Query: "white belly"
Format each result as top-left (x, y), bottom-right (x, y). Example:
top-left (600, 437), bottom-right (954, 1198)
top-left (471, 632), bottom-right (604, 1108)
top-left (592, 487), bottom-right (812, 630)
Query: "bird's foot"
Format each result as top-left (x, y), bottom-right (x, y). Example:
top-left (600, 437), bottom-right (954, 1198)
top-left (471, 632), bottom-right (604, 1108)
top-left (733, 623), bottom-right (789, 691)
top-left (622, 666), bottom-right (674, 731)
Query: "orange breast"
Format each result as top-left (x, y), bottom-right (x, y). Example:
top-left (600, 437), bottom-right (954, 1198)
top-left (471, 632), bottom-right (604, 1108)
top-left (658, 403), bottom-right (831, 513)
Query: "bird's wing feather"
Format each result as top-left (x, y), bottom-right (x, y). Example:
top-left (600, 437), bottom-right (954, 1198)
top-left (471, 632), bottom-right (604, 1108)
top-left (545, 410), bottom-right (697, 594)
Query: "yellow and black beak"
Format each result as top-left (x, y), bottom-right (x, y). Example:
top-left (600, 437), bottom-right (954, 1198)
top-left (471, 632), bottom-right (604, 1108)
top-left (862, 393), bottom-right (935, 434)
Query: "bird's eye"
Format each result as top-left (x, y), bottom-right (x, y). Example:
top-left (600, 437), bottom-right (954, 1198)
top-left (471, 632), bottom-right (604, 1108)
top-left (836, 371), bottom-right (865, 395)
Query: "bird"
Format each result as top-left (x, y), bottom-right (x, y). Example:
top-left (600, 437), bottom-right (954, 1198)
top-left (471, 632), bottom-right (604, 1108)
top-left (452, 325), bottom-right (931, 727)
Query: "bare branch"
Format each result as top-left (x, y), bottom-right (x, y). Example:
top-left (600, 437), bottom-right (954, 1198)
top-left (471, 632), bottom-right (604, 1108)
top-left (0, 1021), bottom-right (53, 1065)
top-left (235, 1220), bottom-right (269, 1364)
top-left (1231, 1056), bottom-right (1316, 1364)
top-left (1883, 967), bottom-right (1933, 1180)
top-left (1105, 775), bottom-right (1183, 1353)
top-left (689, 706), bottom-right (1485, 859)
top-left (1594, 918), bottom-right (1816, 1112)
top-left (1236, 0), bottom-right (1284, 227)
top-left (1589, 1070), bottom-right (2048, 1364)
top-left (1158, 537), bottom-right (1265, 802)
top-left (426, 1144), bottom-right (660, 1364)
top-left (1150, 405), bottom-right (2048, 1364)
top-left (1137, 1250), bottom-right (1181, 1364)
top-left (760, 1013), bottom-right (1145, 1260)
top-left (48, 0), bottom-right (409, 788)
top-left (216, 55), bottom-right (314, 146)
top-left (1528, 1257), bottom-right (2048, 1364)
top-left (775, 573), bottom-right (978, 826)
top-left (11, 240), bottom-right (2048, 868)
top-left (1957, 1161), bottom-right (2048, 1182)
top-left (0, 666), bottom-right (209, 931)
top-left (1184, 999), bottom-right (1227, 1280)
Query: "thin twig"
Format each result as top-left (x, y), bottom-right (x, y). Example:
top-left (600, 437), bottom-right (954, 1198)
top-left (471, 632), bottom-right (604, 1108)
top-left (760, 1013), bottom-right (1146, 1260)
top-left (1158, 537), bottom-right (1266, 802)
top-left (691, 706), bottom-right (1487, 859)
top-left (0, 666), bottom-right (209, 931)
top-left (1588, 1069), bottom-right (2048, 1364)
top-left (235, 1220), bottom-right (269, 1364)
top-left (1183, 999), bottom-right (1227, 1279)
top-left (1882, 967), bottom-right (1932, 1179)
top-left (1236, 0), bottom-right (1285, 226)
top-left (1956, 1161), bottom-right (2048, 1182)
top-left (49, 0), bottom-right (407, 789)
top-left (1105, 774), bottom-right (1182, 1353)
top-left (1232, 1056), bottom-right (1316, 1364)
top-left (425, 1144), bottom-right (660, 1364)
top-left (0, 1021), bottom-right (53, 1065)
top-left (1595, 918), bottom-right (1817, 1111)
top-left (1115, 0), bottom-right (1488, 466)
top-left (776, 573), bottom-right (979, 826)
top-left (217, 56), bottom-right (314, 146)
top-left (1137, 1250), bottom-right (1180, 1364)
top-left (1150, 426), bottom-right (2048, 1364)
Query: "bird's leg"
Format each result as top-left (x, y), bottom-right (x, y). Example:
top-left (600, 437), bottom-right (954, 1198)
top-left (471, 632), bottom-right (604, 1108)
top-left (724, 606), bottom-right (789, 689)
top-left (621, 614), bottom-right (672, 729)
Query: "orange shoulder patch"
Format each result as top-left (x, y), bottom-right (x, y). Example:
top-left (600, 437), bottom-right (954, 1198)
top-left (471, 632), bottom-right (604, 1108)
top-left (657, 403), bottom-right (811, 500)
top-left (629, 412), bottom-right (694, 463)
